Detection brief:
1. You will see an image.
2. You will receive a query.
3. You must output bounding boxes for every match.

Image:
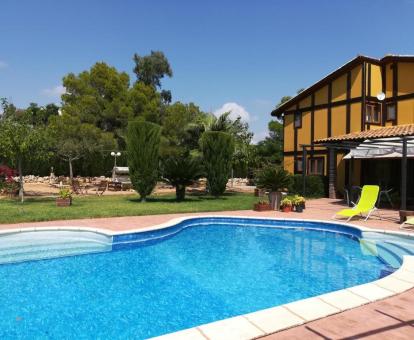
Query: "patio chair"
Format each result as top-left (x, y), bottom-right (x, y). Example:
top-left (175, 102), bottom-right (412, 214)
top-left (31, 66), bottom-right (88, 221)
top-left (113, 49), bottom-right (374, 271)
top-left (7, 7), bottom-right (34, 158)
top-left (95, 181), bottom-right (108, 196)
top-left (71, 180), bottom-right (87, 195)
top-left (332, 185), bottom-right (380, 222)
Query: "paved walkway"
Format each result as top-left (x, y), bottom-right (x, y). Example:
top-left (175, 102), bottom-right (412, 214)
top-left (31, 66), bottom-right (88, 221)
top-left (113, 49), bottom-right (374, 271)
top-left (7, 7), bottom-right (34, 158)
top-left (1, 198), bottom-right (414, 339)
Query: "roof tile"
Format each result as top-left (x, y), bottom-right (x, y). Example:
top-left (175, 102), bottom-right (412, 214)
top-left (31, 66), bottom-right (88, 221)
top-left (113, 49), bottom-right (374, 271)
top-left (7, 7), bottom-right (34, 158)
top-left (314, 124), bottom-right (414, 143)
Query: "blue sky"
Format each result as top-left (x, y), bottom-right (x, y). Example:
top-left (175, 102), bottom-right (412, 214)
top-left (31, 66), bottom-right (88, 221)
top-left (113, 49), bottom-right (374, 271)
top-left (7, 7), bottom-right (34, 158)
top-left (1, 0), bottom-right (414, 142)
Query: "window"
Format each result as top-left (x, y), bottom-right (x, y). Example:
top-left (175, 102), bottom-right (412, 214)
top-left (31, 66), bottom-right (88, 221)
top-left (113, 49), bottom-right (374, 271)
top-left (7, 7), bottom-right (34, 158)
top-left (295, 158), bottom-right (303, 173)
top-left (386, 103), bottom-right (396, 121)
top-left (365, 103), bottom-right (381, 124)
top-left (294, 111), bottom-right (302, 128)
top-left (308, 158), bottom-right (324, 175)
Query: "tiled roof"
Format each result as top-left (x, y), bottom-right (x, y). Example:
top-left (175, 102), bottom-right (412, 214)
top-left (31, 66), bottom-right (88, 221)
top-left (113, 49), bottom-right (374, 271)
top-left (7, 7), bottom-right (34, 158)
top-left (314, 124), bottom-right (414, 143)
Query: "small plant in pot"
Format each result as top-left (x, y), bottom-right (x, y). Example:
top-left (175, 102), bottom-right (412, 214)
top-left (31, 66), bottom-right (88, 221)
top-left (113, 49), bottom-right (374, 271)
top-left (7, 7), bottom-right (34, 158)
top-left (292, 195), bottom-right (306, 212)
top-left (255, 165), bottom-right (292, 210)
top-left (280, 197), bottom-right (293, 212)
top-left (253, 200), bottom-right (271, 211)
top-left (56, 189), bottom-right (72, 207)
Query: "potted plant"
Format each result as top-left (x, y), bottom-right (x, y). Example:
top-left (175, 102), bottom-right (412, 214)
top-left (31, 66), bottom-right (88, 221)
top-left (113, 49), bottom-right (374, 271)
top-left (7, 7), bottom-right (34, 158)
top-left (253, 200), bottom-right (271, 211)
top-left (56, 189), bottom-right (72, 207)
top-left (292, 195), bottom-right (306, 212)
top-left (255, 165), bottom-right (292, 211)
top-left (280, 197), bottom-right (293, 212)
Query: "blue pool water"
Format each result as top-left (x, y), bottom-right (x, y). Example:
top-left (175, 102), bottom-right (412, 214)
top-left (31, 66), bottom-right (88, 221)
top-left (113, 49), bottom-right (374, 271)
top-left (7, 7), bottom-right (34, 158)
top-left (0, 218), bottom-right (406, 339)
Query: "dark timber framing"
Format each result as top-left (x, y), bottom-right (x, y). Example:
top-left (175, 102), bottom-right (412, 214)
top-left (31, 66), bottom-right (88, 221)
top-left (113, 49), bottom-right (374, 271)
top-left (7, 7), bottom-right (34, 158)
top-left (392, 62), bottom-right (399, 126)
top-left (381, 63), bottom-right (387, 125)
top-left (310, 93), bottom-right (315, 156)
top-left (293, 103), bottom-right (299, 173)
top-left (361, 62), bottom-right (367, 130)
top-left (327, 82), bottom-right (332, 137)
top-left (346, 71), bottom-right (351, 133)
top-left (271, 54), bottom-right (414, 118)
top-left (281, 93), bottom-right (414, 117)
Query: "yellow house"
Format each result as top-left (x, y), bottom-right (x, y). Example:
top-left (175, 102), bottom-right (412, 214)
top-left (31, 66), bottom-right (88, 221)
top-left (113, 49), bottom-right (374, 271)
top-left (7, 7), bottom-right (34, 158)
top-left (271, 55), bottom-right (414, 199)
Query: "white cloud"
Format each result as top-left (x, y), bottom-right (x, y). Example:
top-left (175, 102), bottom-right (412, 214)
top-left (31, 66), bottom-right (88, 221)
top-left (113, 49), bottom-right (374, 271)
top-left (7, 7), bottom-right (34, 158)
top-left (213, 102), bottom-right (250, 122)
top-left (42, 85), bottom-right (66, 98)
top-left (0, 60), bottom-right (8, 69)
top-left (252, 130), bottom-right (269, 144)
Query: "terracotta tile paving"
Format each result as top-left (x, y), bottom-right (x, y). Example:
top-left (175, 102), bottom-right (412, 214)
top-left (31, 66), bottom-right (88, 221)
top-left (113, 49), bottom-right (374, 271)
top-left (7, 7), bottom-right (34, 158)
top-left (1, 198), bottom-right (414, 339)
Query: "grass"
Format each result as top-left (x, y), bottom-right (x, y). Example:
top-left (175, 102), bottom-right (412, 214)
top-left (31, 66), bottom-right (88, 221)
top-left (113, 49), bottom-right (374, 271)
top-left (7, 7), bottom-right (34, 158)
top-left (0, 192), bottom-right (260, 224)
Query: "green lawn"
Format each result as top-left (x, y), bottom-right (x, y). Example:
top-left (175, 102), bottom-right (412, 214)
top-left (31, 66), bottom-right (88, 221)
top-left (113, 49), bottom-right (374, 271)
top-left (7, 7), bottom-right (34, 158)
top-left (0, 192), bottom-right (260, 224)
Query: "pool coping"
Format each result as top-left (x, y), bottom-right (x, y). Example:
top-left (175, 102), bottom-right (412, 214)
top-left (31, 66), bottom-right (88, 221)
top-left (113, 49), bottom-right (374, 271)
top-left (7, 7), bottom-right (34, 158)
top-left (1, 216), bottom-right (414, 340)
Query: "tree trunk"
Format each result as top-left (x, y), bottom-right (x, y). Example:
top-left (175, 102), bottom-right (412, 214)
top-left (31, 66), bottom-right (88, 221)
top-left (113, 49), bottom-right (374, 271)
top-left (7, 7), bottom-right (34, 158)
top-left (69, 159), bottom-right (73, 184)
top-left (176, 185), bottom-right (186, 202)
top-left (18, 157), bottom-right (24, 203)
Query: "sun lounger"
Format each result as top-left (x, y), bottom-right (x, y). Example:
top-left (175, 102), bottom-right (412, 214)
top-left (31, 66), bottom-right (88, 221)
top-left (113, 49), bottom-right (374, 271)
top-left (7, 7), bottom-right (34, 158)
top-left (333, 185), bottom-right (380, 222)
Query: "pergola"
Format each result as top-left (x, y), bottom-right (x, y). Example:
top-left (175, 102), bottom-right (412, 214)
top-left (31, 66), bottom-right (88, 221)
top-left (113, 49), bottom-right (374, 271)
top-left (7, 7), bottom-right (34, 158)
top-left (300, 124), bottom-right (414, 211)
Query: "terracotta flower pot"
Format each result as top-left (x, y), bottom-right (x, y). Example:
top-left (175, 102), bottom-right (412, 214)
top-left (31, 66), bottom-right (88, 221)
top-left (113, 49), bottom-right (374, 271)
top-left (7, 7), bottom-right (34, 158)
top-left (253, 203), bottom-right (271, 211)
top-left (281, 206), bottom-right (292, 213)
top-left (56, 198), bottom-right (72, 207)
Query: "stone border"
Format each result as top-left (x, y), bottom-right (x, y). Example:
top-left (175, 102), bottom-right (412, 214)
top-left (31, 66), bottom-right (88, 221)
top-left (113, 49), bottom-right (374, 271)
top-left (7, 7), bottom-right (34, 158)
top-left (1, 216), bottom-right (414, 340)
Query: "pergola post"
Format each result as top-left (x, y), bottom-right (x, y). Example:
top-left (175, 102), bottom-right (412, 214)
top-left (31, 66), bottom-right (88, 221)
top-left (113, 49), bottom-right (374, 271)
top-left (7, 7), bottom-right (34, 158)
top-left (302, 146), bottom-right (307, 196)
top-left (328, 147), bottom-right (337, 199)
top-left (347, 156), bottom-right (354, 206)
top-left (401, 137), bottom-right (408, 210)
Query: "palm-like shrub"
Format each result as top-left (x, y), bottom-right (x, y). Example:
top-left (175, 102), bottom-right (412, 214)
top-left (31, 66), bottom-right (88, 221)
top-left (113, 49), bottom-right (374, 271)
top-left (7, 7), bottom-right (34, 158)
top-left (127, 121), bottom-right (161, 202)
top-left (200, 131), bottom-right (235, 196)
top-left (160, 155), bottom-right (204, 201)
top-left (255, 165), bottom-right (292, 192)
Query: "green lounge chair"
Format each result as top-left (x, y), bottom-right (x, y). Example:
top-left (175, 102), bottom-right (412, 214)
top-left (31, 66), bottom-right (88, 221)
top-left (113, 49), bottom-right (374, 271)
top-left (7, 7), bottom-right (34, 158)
top-left (333, 185), bottom-right (380, 222)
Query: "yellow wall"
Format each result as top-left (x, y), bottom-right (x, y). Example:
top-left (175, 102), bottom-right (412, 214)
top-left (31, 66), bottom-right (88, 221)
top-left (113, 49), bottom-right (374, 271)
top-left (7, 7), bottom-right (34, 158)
top-left (296, 111), bottom-right (311, 148)
top-left (315, 86), bottom-right (328, 105)
top-left (331, 105), bottom-right (347, 136)
top-left (336, 153), bottom-right (345, 191)
top-left (314, 108), bottom-right (328, 140)
top-left (398, 99), bottom-right (414, 125)
top-left (284, 114), bottom-right (294, 152)
top-left (370, 64), bottom-right (382, 97)
top-left (284, 155), bottom-right (294, 174)
top-left (398, 62), bottom-right (414, 95)
top-left (350, 66), bottom-right (362, 98)
top-left (350, 102), bottom-right (361, 132)
top-left (299, 96), bottom-right (311, 109)
top-left (332, 74), bottom-right (347, 102)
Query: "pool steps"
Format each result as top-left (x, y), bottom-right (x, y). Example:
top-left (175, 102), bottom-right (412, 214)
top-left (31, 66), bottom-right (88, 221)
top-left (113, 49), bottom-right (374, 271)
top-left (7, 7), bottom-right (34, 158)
top-left (0, 230), bottom-right (112, 265)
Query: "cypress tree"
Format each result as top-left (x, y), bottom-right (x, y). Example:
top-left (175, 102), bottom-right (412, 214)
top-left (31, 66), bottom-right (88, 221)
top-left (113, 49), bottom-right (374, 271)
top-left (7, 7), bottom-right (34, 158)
top-left (127, 121), bottom-right (161, 202)
top-left (200, 131), bottom-right (234, 197)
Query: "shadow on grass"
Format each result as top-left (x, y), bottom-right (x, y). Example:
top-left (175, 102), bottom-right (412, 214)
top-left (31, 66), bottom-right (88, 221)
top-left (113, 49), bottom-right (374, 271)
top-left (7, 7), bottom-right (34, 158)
top-left (127, 192), bottom-right (238, 203)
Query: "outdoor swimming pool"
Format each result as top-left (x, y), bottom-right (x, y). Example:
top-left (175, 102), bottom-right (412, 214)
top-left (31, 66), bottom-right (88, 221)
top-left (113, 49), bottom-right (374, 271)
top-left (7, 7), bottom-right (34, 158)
top-left (0, 217), bottom-right (413, 339)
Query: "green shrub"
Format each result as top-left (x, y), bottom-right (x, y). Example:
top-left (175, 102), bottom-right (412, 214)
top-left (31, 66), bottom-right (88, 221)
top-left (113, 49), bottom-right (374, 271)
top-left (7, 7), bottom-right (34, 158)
top-left (127, 121), bottom-right (161, 202)
top-left (160, 155), bottom-right (204, 201)
top-left (255, 165), bottom-right (292, 192)
top-left (288, 174), bottom-right (327, 198)
top-left (200, 131), bottom-right (234, 197)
